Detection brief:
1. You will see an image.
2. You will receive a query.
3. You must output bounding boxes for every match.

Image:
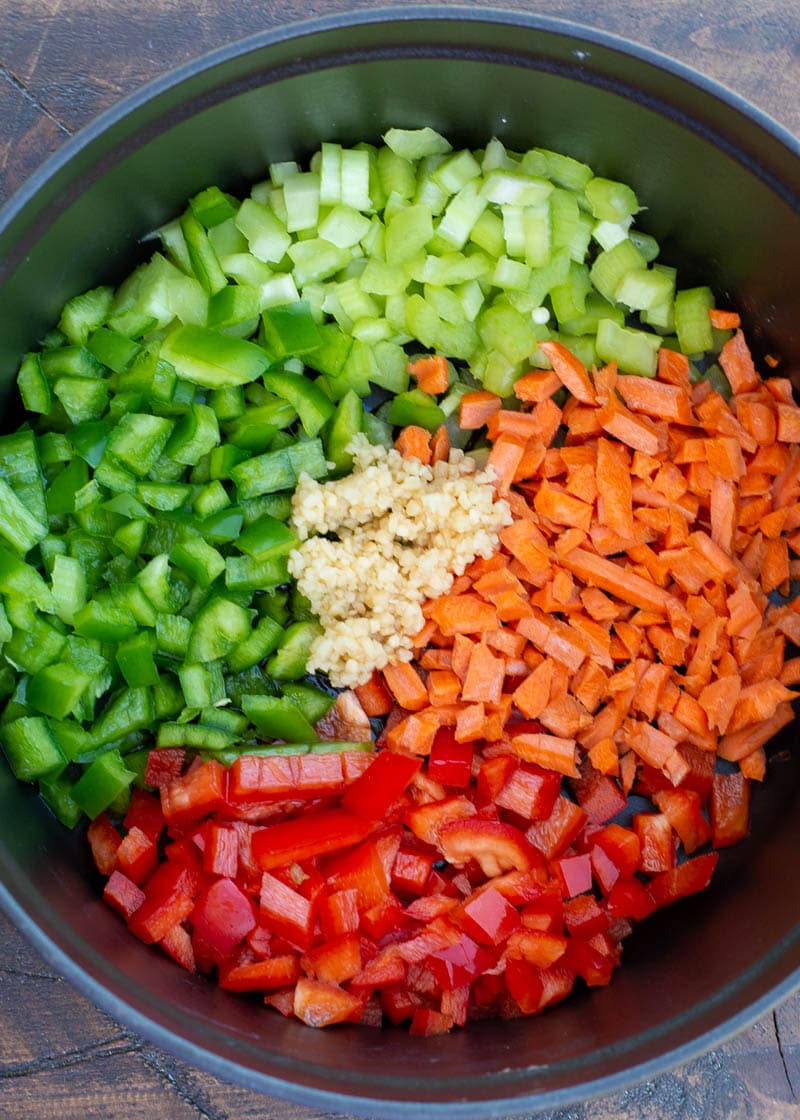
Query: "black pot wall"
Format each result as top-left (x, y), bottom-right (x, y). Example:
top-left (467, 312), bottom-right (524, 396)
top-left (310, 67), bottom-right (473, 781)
top-left (0, 8), bottom-right (798, 1117)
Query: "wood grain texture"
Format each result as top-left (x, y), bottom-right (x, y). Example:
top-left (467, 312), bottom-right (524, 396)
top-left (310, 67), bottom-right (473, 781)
top-left (0, 1), bottom-right (799, 1117)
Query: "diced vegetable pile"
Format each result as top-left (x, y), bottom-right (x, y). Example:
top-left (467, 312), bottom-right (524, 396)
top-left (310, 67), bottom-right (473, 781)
top-left (2, 128), bottom-right (799, 1035)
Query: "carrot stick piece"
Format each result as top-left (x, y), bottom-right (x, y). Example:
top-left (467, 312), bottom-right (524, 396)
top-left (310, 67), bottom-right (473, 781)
top-left (739, 748), bottom-right (766, 781)
top-left (430, 425), bottom-right (450, 464)
top-left (407, 354), bottom-right (450, 395)
top-left (709, 309), bottom-right (741, 330)
top-left (461, 641), bottom-right (506, 705)
top-left (718, 329), bottom-right (759, 394)
top-left (382, 662), bottom-right (429, 712)
top-left (718, 701), bottom-right (794, 761)
top-left (395, 425), bottom-right (432, 464)
top-left (487, 435), bottom-right (527, 497)
top-left (560, 546), bottom-right (678, 613)
top-left (513, 369), bottom-right (562, 403)
top-left (459, 390), bottom-right (502, 430)
top-left (539, 340), bottom-right (597, 404)
top-left (512, 659), bottom-right (554, 719)
top-left (510, 732), bottom-right (579, 778)
top-left (596, 438), bottom-right (634, 540)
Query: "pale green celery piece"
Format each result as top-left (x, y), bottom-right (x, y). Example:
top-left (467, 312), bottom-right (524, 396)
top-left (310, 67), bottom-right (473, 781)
top-left (360, 216), bottom-right (385, 259)
top-left (592, 218), bottom-right (633, 251)
top-left (560, 291), bottom-right (624, 336)
top-left (478, 302), bottom-right (538, 364)
top-left (299, 283), bottom-right (327, 322)
top-left (414, 157), bottom-right (450, 216)
top-left (436, 179), bottom-right (488, 250)
top-left (377, 146), bottom-right (416, 201)
top-left (502, 205), bottom-right (525, 258)
top-left (385, 204), bottom-right (434, 265)
top-left (482, 350), bottom-right (521, 397)
top-left (439, 381), bottom-right (472, 418)
top-left (568, 211), bottom-right (594, 263)
top-left (432, 149), bottom-right (482, 195)
top-left (359, 258), bottom-right (408, 296)
top-left (337, 278), bottom-right (380, 322)
top-left (629, 230), bottom-right (660, 263)
top-left (520, 148), bottom-right (594, 191)
top-left (596, 318), bottom-right (662, 377)
top-left (321, 288), bottom-right (354, 333)
top-left (156, 218), bottom-right (193, 274)
top-left (585, 177), bottom-right (640, 223)
top-left (523, 205), bottom-right (552, 269)
top-left (282, 171), bottom-right (321, 233)
top-left (480, 169), bottom-right (553, 208)
top-left (318, 142), bottom-right (342, 206)
top-left (615, 266), bottom-right (675, 313)
top-left (434, 318), bottom-right (479, 363)
top-left (491, 256), bottom-right (532, 291)
top-left (456, 279), bottom-right (485, 322)
top-left (268, 161), bottom-right (299, 187)
top-left (405, 293), bottom-right (443, 351)
top-left (674, 286), bottom-right (715, 355)
top-left (220, 253), bottom-right (273, 286)
top-left (382, 190), bottom-right (410, 225)
top-left (351, 318), bottom-right (392, 343)
top-left (340, 149), bottom-right (371, 211)
top-left (424, 284), bottom-right (468, 325)
top-left (258, 273), bottom-right (300, 310)
top-left (469, 209), bottom-right (505, 258)
top-left (383, 127), bottom-right (452, 160)
top-left (249, 180), bottom-right (271, 204)
top-left (553, 332), bottom-right (597, 370)
top-left (526, 248), bottom-right (572, 307)
top-left (549, 188), bottom-right (580, 253)
top-left (317, 205), bottom-right (371, 249)
top-left (268, 186), bottom-right (288, 225)
top-left (234, 198), bottom-right (291, 264)
top-left (415, 251), bottom-right (493, 287)
top-left (207, 218), bottom-right (247, 259)
top-left (370, 340), bottom-right (409, 394)
top-left (481, 137), bottom-right (519, 172)
top-left (286, 239), bottom-right (350, 286)
top-left (590, 239), bottom-right (648, 303)
top-left (384, 294), bottom-right (411, 338)
top-left (550, 261), bottom-right (592, 323)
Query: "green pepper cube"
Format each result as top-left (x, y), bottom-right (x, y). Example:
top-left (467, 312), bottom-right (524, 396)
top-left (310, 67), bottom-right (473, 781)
top-left (91, 686), bottom-right (155, 747)
top-left (187, 597), bottom-right (254, 662)
top-left (224, 553), bottom-right (290, 593)
top-left (0, 478), bottom-right (47, 555)
top-left (87, 328), bottom-right (141, 373)
top-left (231, 447), bottom-right (295, 500)
top-left (17, 352), bottom-right (52, 414)
top-left (281, 681), bottom-right (335, 723)
top-left (1, 716), bottom-right (65, 781)
top-left (386, 388), bottom-right (446, 432)
top-left (241, 694), bottom-right (317, 742)
top-left (261, 302), bottom-right (323, 361)
top-left (72, 749), bottom-right (136, 819)
top-left (116, 631), bottom-right (160, 688)
top-left (156, 722), bottom-right (236, 751)
top-left (260, 367), bottom-right (334, 437)
top-left (160, 324), bottom-right (270, 389)
top-left (178, 662), bottom-right (226, 709)
top-left (39, 773), bottom-right (83, 828)
top-left (27, 663), bottom-right (92, 721)
top-left (164, 402), bottom-right (220, 466)
top-left (106, 413), bottom-right (175, 476)
top-left (225, 615), bottom-right (284, 673)
top-left (190, 185), bottom-right (238, 228)
top-left (267, 620), bottom-right (322, 681)
top-left (53, 377), bottom-right (109, 424)
top-left (171, 537), bottom-right (226, 588)
top-left (236, 514), bottom-right (299, 560)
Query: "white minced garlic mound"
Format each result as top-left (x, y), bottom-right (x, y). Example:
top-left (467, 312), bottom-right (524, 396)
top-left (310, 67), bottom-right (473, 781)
top-left (288, 434), bottom-right (512, 688)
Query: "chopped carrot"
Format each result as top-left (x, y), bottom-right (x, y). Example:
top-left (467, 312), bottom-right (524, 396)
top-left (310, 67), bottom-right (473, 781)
top-left (487, 435), bottom-right (527, 497)
top-left (407, 354), bottom-right (449, 395)
top-left (429, 595), bottom-right (499, 637)
top-left (459, 390), bottom-right (502, 429)
top-left (539, 340), bottom-right (597, 404)
top-left (718, 329), bottom-right (759, 394)
top-left (382, 662), bottom-right (429, 712)
top-left (354, 671), bottom-right (393, 717)
top-left (395, 425), bottom-right (432, 464)
top-left (513, 369), bottom-right (562, 403)
top-left (512, 659), bottom-right (554, 719)
top-left (461, 641), bottom-right (506, 705)
top-left (709, 308), bottom-right (741, 330)
top-left (511, 732), bottom-right (579, 778)
top-left (430, 424), bottom-right (450, 464)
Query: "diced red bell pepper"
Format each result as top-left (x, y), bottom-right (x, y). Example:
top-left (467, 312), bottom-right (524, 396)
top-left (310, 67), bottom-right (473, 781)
top-left (652, 788), bottom-right (711, 854)
top-left (246, 922), bottom-right (273, 958)
top-left (228, 755), bottom-right (296, 802)
top-left (677, 743), bottom-right (715, 799)
top-left (553, 853), bottom-right (593, 898)
top-left (537, 965), bottom-right (575, 1010)
top-left (526, 796), bottom-right (587, 860)
top-left (634, 812), bottom-right (676, 873)
top-left (123, 787), bottom-right (165, 843)
top-left (381, 982), bottom-right (421, 1024)
top-left (259, 871), bottom-right (316, 951)
top-left (571, 769), bottom-right (627, 824)
top-left (252, 807), bottom-right (374, 871)
top-left (116, 825), bottom-right (159, 886)
top-left (710, 772), bottom-right (750, 849)
top-left (504, 957), bottom-right (545, 1015)
top-left (353, 944), bottom-right (408, 991)
top-left (563, 939), bottom-right (615, 987)
top-left (264, 988), bottom-right (297, 1017)
top-left (440, 984), bottom-right (470, 1028)
top-left (322, 837), bottom-right (390, 911)
top-left (302, 933), bottom-right (362, 985)
top-left (648, 852), bottom-right (719, 909)
top-left (562, 894), bottom-right (610, 939)
top-left (219, 954), bottom-right (300, 991)
top-left (161, 759), bottom-right (226, 825)
top-left (144, 747), bottom-right (186, 790)
top-left (592, 823), bottom-right (641, 877)
top-left (293, 977), bottom-right (364, 1027)
top-left (103, 869), bottom-right (145, 921)
top-left (458, 885), bottom-right (521, 946)
top-left (589, 843), bottom-right (622, 895)
top-left (391, 847), bottom-right (435, 897)
top-left (506, 929), bottom-right (567, 968)
top-left (87, 812), bottom-right (122, 876)
top-left (159, 922), bottom-right (196, 973)
top-left (439, 818), bottom-right (540, 877)
top-left (495, 765), bottom-right (560, 821)
top-left (476, 754), bottom-right (518, 804)
top-left (361, 896), bottom-right (410, 940)
top-left (203, 823), bottom-right (239, 878)
top-left (488, 870), bottom-right (546, 906)
top-left (342, 749), bottom-right (422, 819)
top-left (318, 888), bottom-right (360, 940)
top-left (293, 752), bottom-right (347, 797)
top-left (406, 895), bottom-right (460, 922)
top-left (427, 934), bottom-right (495, 991)
top-left (605, 877), bottom-right (657, 921)
top-left (405, 795), bottom-right (477, 847)
top-left (428, 729), bottom-right (473, 788)
top-left (128, 861), bottom-right (201, 944)
top-left (409, 1007), bottom-right (454, 1036)
top-left (192, 877), bottom-right (257, 958)
top-left (163, 836), bottom-right (204, 876)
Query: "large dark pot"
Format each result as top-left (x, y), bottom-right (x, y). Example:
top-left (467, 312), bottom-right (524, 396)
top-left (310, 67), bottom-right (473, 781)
top-left (0, 8), bottom-right (798, 1116)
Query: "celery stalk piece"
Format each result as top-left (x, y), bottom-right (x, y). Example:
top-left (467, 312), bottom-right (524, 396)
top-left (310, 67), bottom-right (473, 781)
top-left (383, 127), bottom-right (452, 160)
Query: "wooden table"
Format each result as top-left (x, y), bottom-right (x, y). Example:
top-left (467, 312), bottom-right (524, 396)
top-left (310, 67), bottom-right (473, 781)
top-left (0, 2), bottom-right (799, 1117)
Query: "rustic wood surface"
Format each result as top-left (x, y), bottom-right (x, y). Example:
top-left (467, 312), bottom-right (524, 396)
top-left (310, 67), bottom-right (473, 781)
top-left (0, 1), bottom-right (799, 1117)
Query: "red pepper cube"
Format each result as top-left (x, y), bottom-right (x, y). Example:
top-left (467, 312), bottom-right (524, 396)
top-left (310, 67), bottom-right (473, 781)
top-left (553, 853), bottom-right (593, 898)
top-left (144, 747), bottom-right (186, 790)
top-left (302, 933), bottom-right (362, 985)
top-left (159, 923), bottom-right (196, 973)
top-left (634, 812), bottom-right (676, 873)
top-left (648, 852), bottom-right (718, 909)
top-left (440, 984), bottom-right (470, 1028)
top-left (219, 954), bottom-right (300, 992)
top-left (428, 730), bottom-right (473, 788)
top-left (342, 749), bottom-right (422, 820)
top-left (116, 826), bottom-right (159, 886)
top-left (264, 988), bottom-right (296, 1017)
top-left (318, 888), bottom-right (360, 940)
top-left (605, 877), bottom-right (657, 921)
top-left (160, 759), bottom-right (226, 825)
top-left (562, 894), bottom-right (610, 940)
top-left (192, 877), bottom-right (257, 958)
top-left (391, 847), bottom-right (435, 897)
top-left (322, 838), bottom-right (391, 911)
top-left (252, 808), bottom-right (374, 871)
top-left (476, 755), bottom-right (518, 805)
top-left (353, 945), bottom-right (407, 992)
top-left (710, 771), bottom-right (750, 849)
top-left (123, 787), bottom-right (165, 843)
top-left (293, 977), bottom-right (364, 1028)
top-left (409, 1007), bottom-right (454, 1036)
top-left (653, 788), bottom-right (711, 854)
top-left (427, 935), bottom-right (494, 991)
top-left (439, 818), bottom-right (541, 878)
top-left (259, 871), bottom-right (316, 951)
top-left (87, 812), bottom-right (122, 877)
top-left (103, 869), bottom-right (145, 921)
top-left (504, 956), bottom-right (545, 1015)
top-left (203, 824), bottom-right (239, 879)
top-left (589, 843), bottom-right (621, 896)
top-left (228, 755), bottom-right (296, 802)
top-left (128, 862), bottom-right (200, 944)
top-left (563, 939), bottom-right (615, 987)
top-left (592, 823), bottom-right (641, 877)
top-left (526, 796), bottom-right (587, 861)
top-left (495, 765), bottom-right (560, 821)
top-left (459, 886), bottom-right (521, 946)
top-left (570, 769), bottom-right (627, 824)
top-left (678, 744), bottom-right (715, 800)
top-left (360, 896), bottom-right (409, 940)
top-left (293, 752), bottom-right (346, 797)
